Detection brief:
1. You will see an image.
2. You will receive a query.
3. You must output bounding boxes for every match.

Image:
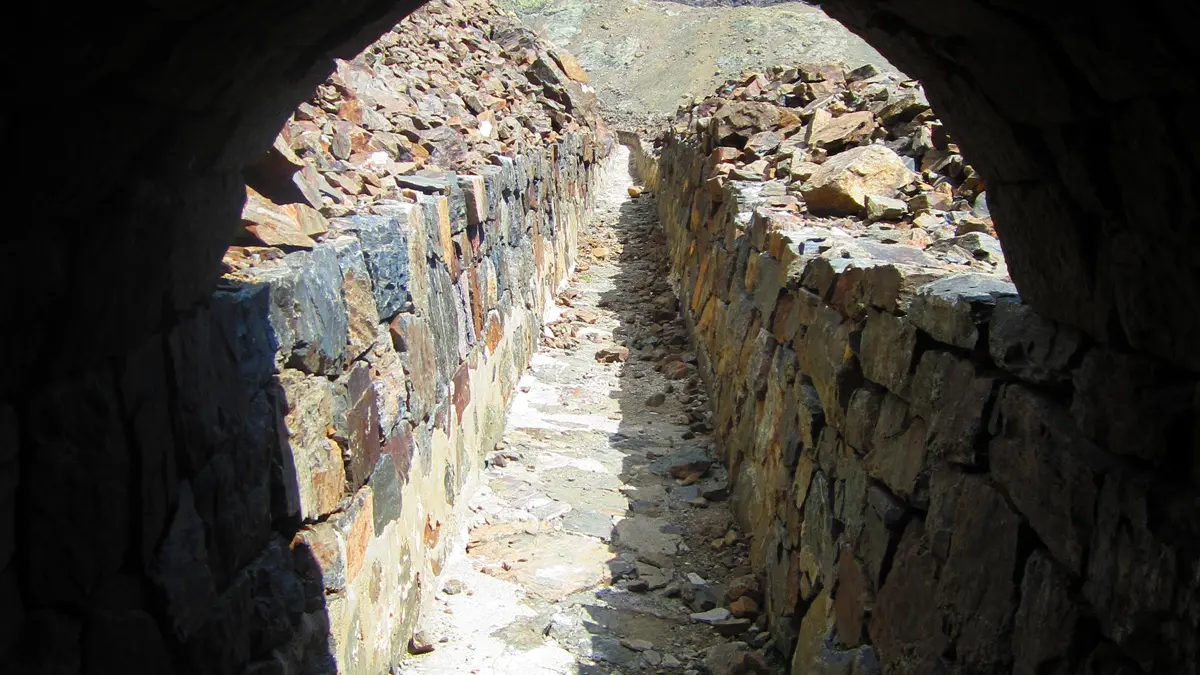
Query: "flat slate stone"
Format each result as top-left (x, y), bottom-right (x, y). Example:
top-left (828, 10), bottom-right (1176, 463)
top-left (907, 273), bottom-right (1017, 349)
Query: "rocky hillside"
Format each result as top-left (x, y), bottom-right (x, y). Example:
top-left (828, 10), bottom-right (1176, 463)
top-left (499, 0), bottom-right (897, 130)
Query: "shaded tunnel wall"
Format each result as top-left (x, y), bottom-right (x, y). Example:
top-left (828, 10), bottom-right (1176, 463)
top-left (822, 0), bottom-right (1200, 373)
top-left (0, 126), bottom-right (609, 673)
top-left (633, 121), bottom-right (1200, 674)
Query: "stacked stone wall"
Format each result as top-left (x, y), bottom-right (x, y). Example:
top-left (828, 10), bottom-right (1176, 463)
top-left (0, 0), bottom-right (611, 671)
top-left (641, 127), bottom-right (1200, 674)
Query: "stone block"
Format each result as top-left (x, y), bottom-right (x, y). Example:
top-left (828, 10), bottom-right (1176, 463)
top-left (843, 387), bottom-right (883, 453)
top-left (865, 194), bottom-right (907, 222)
top-left (240, 186), bottom-right (316, 249)
top-left (119, 337), bottom-right (180, 570)
top-left (1083, 470), bottom-right (1179, 671)
top-left (190, 442), bottom-right (273, 588)
top-left (987, 297), bottom-right (1080, 385)
top-left (455, 269), bottom-right (478, 351)
top-left (149, 482), bottom-right (217, 641)
top-left (742, 328), bottom-right (777, 400)
top-left (268, 245), bottom-right (350, 376)
top-left (799, 256), bottom-right (851, 301)
top-left (347, 214), bottom-right (414, 320)
top-left (389, 313), bottom-right (438, 422)
top-left (869, 521), bottom-right (945, 675)
top-left (208, 283), bottom-right (278, 388)
top-left (427, 260), bottom-right (464, 389)
top-left (752, 253), bottom-right (785, 319)
top-left (910, 350), bottom-right (996, 466)
top-left (794, 304), bottom-right (862, 431)
top-left (452, 363), bottom-right (472, 425)
top-left (989, 384), bottom-right (1102, 574)
top-left (859, 310), bottom-right (918, 397)
top-left (277, 369), bottom-right (345, 521)
top-left (1013, 550), bottom-right (1078, 675)
top-left (381, 423), bottom-right (415, 487)
top-left (865, 394), bottom-right (929, 505)
top-left (1072, 348), bottom-right (1178, 461)
top-left (833, 550), bottom-right (872, 648)
top-left (368, 453), bottom-right (403, 537)
top-left (26, 373), bottom-right (130, 607)
top-left (458, 175), bottom-right (488, 225)
top-left (331, 236), bottom-right (379, 362)
top-left (293, 520), bottom-right (346, 594)
top-left (908, 273), bottom-right (1017, 349)
top-left (334, 361), bottom-right (381, 491)
top-left (799, 471), bottom-right (837, 590)
top-left (171, 291), bottom-right (269, 475)
top-left (246, 540), bottom-right (307, 655)
top-left (928, 470), bottom-right (1019, 670)
top-left (771, 291), bottom-right (804, 343)
top-left (330, 487), bottom-right (374, 585)
top-left (790, 587), bottom-right (832, 671)
top-left (365, 322), bottom-right (408, 436)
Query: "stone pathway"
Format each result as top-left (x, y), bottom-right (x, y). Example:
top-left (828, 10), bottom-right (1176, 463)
top-left (398, 146), bottom-right (785, 675)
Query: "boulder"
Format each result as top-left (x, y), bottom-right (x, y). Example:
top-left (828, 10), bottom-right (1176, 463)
top-left (805, 110), bottom-right (876, 150)
top-left (864, 194), bottom-right (907, 222)
top-left (801, 145), bottom-right (916, 216)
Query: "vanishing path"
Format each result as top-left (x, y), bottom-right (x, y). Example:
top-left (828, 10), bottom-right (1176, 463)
top-left (399, 147), bottom-right (783, 674)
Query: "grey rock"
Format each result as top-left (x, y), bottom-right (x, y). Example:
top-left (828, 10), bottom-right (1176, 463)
top-left (622, 638), bottom-right (654, 652)
top-left (346, 215), bottom-right (414, 321)
top-left (972, 192), bottom-right (990, 218)
top-left (910, 350), bottom-right (995, 467)
top-left (908, 273), bottom-right (1018, 349)
top-left (927, 232), bottom-right (1004, 264)
top-left (149, 483), bottom-right (217, 640)
top-left (562, 509), bottom-right (614, 541)
top-left (864, 194), bottom-right (907, 222)
top-left (286, 245), bottom-right (349, 375)
top-left (859, 310), bottom-right (918, 397)
top-left (690, 607), bottom-right (731, 624)
top-left (426, 261), bottom-right (462, 395)
top-left (928, 470), bottom-right (1020, 670)
top-left (1071, 348), bottom-right (1175, 462)
top-left (1013, 550), bottom-right (1078, 675)
top-left (988, 297), bottom-right (1081, 386)
top-left (712, 618), bottom-right (753, 636)
top-left (592, 636), bottom-right (638, 666)
top-left (1083, 471), bottom-right (1179, 671)
top-left (989, 384), bottom-right (1103, 574)
top-left (614, 516), bottom-right (681, 558)
top-left (865, 395), bottom-right (929, 505)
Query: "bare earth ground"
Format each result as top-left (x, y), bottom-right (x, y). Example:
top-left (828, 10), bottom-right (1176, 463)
top-left (499, 0), bottom-right (898, 131)
top-left (399, 148), bottom-right (782, 674)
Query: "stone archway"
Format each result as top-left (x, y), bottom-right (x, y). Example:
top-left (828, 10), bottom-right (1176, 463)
top-left (2, 1), bottom-right (1197, 673)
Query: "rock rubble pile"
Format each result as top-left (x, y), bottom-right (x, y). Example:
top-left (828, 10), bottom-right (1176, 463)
top-left (232, 0), bottom-right (601, 254)
top-left (670, 63), bottom-right (1004, 277)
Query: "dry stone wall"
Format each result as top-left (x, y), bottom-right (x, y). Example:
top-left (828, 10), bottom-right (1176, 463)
top-left (639, 65), bottom-right (1200, 675)
top-left (0, 2), bottom-right (610, 674)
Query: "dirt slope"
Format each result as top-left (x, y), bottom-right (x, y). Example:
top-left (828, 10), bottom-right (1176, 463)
top-left (499, 0), bottom-right (898, 130)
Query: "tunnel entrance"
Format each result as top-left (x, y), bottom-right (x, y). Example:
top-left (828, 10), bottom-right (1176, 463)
top-left (1, 0), bottom-right (1197, 673)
